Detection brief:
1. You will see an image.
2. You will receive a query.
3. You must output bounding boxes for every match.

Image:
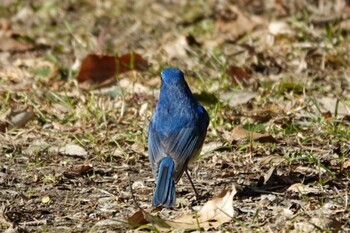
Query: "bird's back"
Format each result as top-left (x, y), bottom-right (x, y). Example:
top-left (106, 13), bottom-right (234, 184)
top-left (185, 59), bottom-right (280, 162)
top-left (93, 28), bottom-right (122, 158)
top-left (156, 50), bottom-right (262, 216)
top-left (148, 92), bottom-right (209, 181)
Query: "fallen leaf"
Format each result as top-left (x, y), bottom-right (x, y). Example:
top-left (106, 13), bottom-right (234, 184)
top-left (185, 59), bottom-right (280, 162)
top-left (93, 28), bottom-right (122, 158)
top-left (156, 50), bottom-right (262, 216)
top-left (162, 35), bottom-right (189, 60)
top-left (77, 52), bottom-right (149, 88)
top-left (226, 65), bottom-right (251, 86)
top-left (258, 155), bottom-right (286, 167)
top-left (118, 52), bottom-right (149, 73)
top-left (318, 97), bottom-right (350, 116)
top-left (76, 54), bottom-right (117, 85)
top-left (215, 5), bottom-right (264, 40)
top-left (168, 184), bottom-right (236, 231)
top-left (343, 158), bottom-right (350, 169)
top-left (201, 141), bottom-right (224, 155)
top-left (0, 36), bottom-right (33, 52)
top-left (268, 21), bottom-right (292, 35)
top-left (339, 18), bottom-right (350, 32)
top-left (63, 165), bottom-right (93, 179)
top-left (248, 103), bottom-right (281, 123)
top-left (294, 217), bottom-right (342, 233)
top-left (230, 126), bottom-right (277, 143)
top-left (287, 183), bottom-right (321, 195)
top-left (219, 90), bottom-right (257, 107)
top-left (78, 165), bottom-right (93, 175)
top-left (128, 209), bottom-right (170, 230)
top-left (128, 210), bottom-right (148, 228)
top-left (126, 185), bottom-right (236, 231)
top-left (0, 121), bottom-right (9, 133)
top-left (49, 144), bottom-right (88, 158)
top-left (260, 167), bottom-right (277, 186)
top-left (6, 108), bottom-right (35, 128)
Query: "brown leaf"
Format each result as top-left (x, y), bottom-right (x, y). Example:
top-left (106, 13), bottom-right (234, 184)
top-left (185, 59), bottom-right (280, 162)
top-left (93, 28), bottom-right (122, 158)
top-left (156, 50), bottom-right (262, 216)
top-left (231, 126), bottom-right (277, 143)
top-left (118, 52), bottom-right (149, 73)
top-left (76, 54), bottom-right (117, 84)
top-left (77, 52), bottom-right (149, 88)
top-left (128, 209), bottom-right (170, 230)
top-left (63, 165), bottom-right (93, 179)
top-left (0, 36), bottom-right (33, 52)
top-left (248, 104), bottom-right (281, 123)
top-left (76, 165), bottom-right (93, 176)
top-left (127, 210), bottom-right (149, 228)
top-left (0, 121), bottom-right (9, 133)
top-left (226, 65), bottom-right (251, 86)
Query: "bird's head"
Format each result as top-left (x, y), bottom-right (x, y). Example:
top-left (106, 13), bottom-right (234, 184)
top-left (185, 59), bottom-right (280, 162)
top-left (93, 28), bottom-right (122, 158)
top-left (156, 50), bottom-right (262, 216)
top-left (160, 68), bottom-right (186, 87)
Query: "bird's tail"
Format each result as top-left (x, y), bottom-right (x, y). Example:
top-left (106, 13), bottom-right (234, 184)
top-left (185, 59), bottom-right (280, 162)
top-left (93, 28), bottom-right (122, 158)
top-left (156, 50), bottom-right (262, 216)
top-left (152, 156), bottom-right (176, 207)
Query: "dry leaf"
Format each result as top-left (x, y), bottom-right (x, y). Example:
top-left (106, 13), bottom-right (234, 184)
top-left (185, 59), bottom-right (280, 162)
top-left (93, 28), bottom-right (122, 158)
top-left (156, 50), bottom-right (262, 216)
top-left (287, 183), bottom-right (321, 195)
top-left (77, 52), bottom-right (149, 88)
top-left (128, 209), bottom-right (170, 230)
top-left (63, 165), bottom-right (94, 179)
top-left (167, 184), bottom-right (236, 231)
top-left (0, 121), bottom-right (9, 133)
top-left (127, 185), bottom-right (236, 231)
top-left (226, 65), bottom-right (251, 86)
top-left (318, 97), bottom-right (350, 116)
top-left (0, 36), bottom-right (33, 52)
top-left (215, 5), bottom-right (263, 40)
top-left (162, 35), bottom-right (189, 60)
top-left (339, 18), bottom-right (350, 32)
top-left (60, 145), bottom-right (87, 157)
top-left (76, 54), bottom-right (117, 85)
top-left (128, 210), bottom-right (149, 228)
top-left (294, 217), bottom-right (342, 233)
top-left (230, 126), bottom-right (277, 143)
top-left (49, 144), bottom-right (88, 158)
top-left (219, 90), bottom-right (257, 107)
top-left (6, 108), bottom-right (35, 128)
top-left (201, 141), bottom-right (224, 155)
top-left (268, 21), bottom-right (292, 35)
top-left (343, 159), bottom-right (350, 169)
top-left (118, 52), bottom-right (149, 73)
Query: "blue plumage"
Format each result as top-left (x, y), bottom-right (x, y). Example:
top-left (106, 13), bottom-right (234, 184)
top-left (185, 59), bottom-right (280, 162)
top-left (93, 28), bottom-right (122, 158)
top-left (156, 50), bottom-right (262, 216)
top-left (148, 68), bottom-right (209, 208)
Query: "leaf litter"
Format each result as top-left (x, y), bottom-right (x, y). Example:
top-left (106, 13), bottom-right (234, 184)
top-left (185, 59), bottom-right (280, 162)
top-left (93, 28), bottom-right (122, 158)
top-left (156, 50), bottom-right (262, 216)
top-left (126, 184), bottom-right (236, 231)
top-left (1, 0), bottom-right (350, 232)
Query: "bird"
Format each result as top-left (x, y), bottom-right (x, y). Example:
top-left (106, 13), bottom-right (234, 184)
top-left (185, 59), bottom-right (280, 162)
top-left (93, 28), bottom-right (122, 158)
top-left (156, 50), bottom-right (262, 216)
top-left (148, 67), bottom-right (209, 208)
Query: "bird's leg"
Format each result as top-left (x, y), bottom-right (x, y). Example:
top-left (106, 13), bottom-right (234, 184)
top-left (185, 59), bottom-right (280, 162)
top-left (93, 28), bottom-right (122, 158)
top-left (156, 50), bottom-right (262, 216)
top-left (185, 169), bottom-right (200, 199)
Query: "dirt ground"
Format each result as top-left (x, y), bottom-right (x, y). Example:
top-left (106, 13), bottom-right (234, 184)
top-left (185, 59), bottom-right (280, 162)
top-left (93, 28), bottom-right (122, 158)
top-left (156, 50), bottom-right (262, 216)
top-left (1, 0), bottom-right (350, 232)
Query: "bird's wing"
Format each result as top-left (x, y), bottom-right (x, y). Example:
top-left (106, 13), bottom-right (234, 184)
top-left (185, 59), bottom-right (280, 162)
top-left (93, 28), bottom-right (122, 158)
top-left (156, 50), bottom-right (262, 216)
top-left (148, 116), bottom-right (208, 182)
top-left (148, 121), bottom-right (166, 176)
top-left (164, 125), bottom-right (206, 182)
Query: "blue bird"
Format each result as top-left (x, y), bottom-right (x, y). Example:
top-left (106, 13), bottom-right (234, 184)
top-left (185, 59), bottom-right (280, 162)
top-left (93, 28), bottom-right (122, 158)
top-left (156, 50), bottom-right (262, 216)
top-left (148, 68), bottom-right (209, 208)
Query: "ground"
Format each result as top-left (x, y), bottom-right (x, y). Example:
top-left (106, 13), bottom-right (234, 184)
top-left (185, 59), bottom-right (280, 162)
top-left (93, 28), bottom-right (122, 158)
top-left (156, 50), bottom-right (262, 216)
top-left (0, 0), bottom-right (350, 232)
